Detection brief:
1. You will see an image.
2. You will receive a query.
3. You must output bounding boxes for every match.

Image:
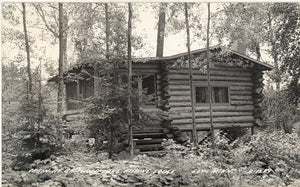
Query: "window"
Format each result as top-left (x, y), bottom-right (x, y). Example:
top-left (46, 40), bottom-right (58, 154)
top-left (195, 87), bottom-right (209, 103)
top-left (195, 86), bottom-right (229, 104)
top-left (79, 78), bottom-right (94, 99)
top-left (132, 74), bottom-right (157, 105)
top-left (142, 75), bottom-right (156, 95)
top-left (213, 87), bottom-right (229, 103)
top-left (66, 81), bottom-right (79, 110)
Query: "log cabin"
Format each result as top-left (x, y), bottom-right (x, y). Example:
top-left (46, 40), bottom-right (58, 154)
top-left (49, 45), bottom-right (272, 147)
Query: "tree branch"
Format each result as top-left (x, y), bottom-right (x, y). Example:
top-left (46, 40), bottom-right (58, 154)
top-left (33, 3), bottom-right (59, 38)
top-left (12, 3), bottom-right (22, 12)
top-left (62, 3), bottom-right (102, 34)
top-left (48, 3), bottom-right (59, 11)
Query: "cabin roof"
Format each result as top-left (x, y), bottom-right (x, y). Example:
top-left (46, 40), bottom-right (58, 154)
top-left (134, 45), bottom-right (273, 70)
top-left (48, 45), bottom-right (273, 82)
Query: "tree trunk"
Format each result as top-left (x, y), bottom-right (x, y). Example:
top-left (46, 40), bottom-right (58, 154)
top-left (63, 14), bottom-right (68, 70)
top-left (57, 3), bottom-right (64, 142)
top-left (38, 60), bottom-right (43, 122)
top-left (105, 3), bottom-right (110, 60)
top-left (108, 118), bottom-right (113, 159)
top-left (61, 14), bottom-right (68, 112)
top-left (255, 42), bottom-right (261, 61)
top-left (127, 3), bottom-right (134, 157)
top-left (22, 3), bottom-right (32, 96)
top-left (184, 3), bottom-right (197, 145)
top-left (57, 3), bottom-right (64, 115)
top-left (156, 3), bottom-right (166, 57)
top-left (206, 3), bottom-right (215, 148)
top-left (105, 3), bottom-right (114, 159)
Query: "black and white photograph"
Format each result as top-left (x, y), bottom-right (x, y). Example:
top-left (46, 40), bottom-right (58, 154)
top-left (2, 1), bottom-right (300, 186)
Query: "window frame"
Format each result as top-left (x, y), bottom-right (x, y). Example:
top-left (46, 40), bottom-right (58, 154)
top-left (132, 73), bottom-right (158, 106)
top-left (193, 84), bottom-right (231, 106)
top-left (66, 80), bottom-right (80, 110)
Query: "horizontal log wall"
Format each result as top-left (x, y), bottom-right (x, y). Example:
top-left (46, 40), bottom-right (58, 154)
top-left (172, 123), bottom-right (253, 131)
top-left (168, 66), bottom-right (254, 131)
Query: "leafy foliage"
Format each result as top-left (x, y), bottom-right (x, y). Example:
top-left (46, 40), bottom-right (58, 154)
top-left (162, 130), bottom-right (300, 186)
top-left (213, 3), bottom-right (300, 94)
top-left (2, 64), bottom-right (26, 128)
top-left (11, 120), bottom-right (62, 171)
top-left (70, 3), bottom-right (143, 62)
top-left (262, 89), bottom-right (299, 133)
top-left (8, 79), bottom-right (62, 171)
top-left (82, 61), bottom-right (162, 156)
top-left (213, 3), bottom-right (267, 55)
top-left (275, 3), bottom-right (300, 105)
top-left (85, 73), bottom-right (130, 154)
top-left (173, 48), bottom-right (254, 73)
top-left (2, 59), bottom-right (61, 171)
top-left (3, 124), bottom-right (300, 186)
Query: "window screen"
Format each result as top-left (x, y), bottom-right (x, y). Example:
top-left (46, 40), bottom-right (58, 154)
top-left (132, 74), bottom-right (157, 105)
top-left (213, 87), bottom-right (229, 103)
top-left (195, 86), bottom-right (229, 104)
top-left (79, 79), bottom-right (94, 99)
top-left (66, 81), bottom-right (78, 110)
top-left (195, 87), bottom-right (209, 103)
top-left (142, 75), bottom-right (155, 95)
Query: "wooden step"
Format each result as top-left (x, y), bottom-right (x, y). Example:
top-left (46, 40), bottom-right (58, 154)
top-left (134, 138), bottom-right (164, 145)
top-left (135, 144), bottom-right (164, 152)
top-left (133, 129), bottom-right (164, 134)
top-left (120, 128), bottom-right (168, 134)
top-left (121, 127), bottom-right (174, 152)
top-left (141, 151), bottom-right (167, 157)
top-left (133, 132), bottom-right (165, 139)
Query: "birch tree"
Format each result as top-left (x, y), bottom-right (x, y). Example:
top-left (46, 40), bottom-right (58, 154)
top-left (105, 3), bottom-right (110, 60)
top-left (54, 3), bottom-right (64, 142)
top-left (22, 3), bottom-right (33, 97)
top-left (104, 3), bottom-right (113, 159)
top-left (206, 3), bottom-right (214, 147)
top-left (184, 3), bottom-right (197, 145)
top-left (156, 3), bottom-right (167, 57)
top-left (127, 3), bottom-right (134, 157)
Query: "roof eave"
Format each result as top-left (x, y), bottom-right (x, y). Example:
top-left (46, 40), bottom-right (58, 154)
top-left (144, 45), bottom-right (273, 71)
top-left (223, 47), bottom-right (273, 71)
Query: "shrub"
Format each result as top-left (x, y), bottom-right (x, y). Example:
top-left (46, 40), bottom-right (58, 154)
top-left (85, 82), bottom-right (133, 156)
top-left (262, 89), bottom-right (298, 133)
top-left (85, 66), bottom-right (165, 157)
top-left (231, 130), bottom-right (300, 185)
top-left (12, 119), bottom-right (62, 171)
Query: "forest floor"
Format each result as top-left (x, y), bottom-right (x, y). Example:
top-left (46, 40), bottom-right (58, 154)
top-left (2, 131), bottom-right (300, 187)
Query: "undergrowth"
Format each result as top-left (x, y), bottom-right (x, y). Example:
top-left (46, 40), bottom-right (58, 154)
top-left (161, 129), bottom-right (300, 186)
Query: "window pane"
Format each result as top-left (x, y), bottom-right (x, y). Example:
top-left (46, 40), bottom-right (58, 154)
top-left (79, 79), bottom-right (94, 99)
top-left (142, 74), bottom-right (156, 104)
top-left (213, 87), bottom-right (229, 103)
top-left (142, 75), bottom-right (155, 95)
top-left (195, 87), bottom-right (209, 103)
top-left (66, 81), bottom-right (78, 110)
